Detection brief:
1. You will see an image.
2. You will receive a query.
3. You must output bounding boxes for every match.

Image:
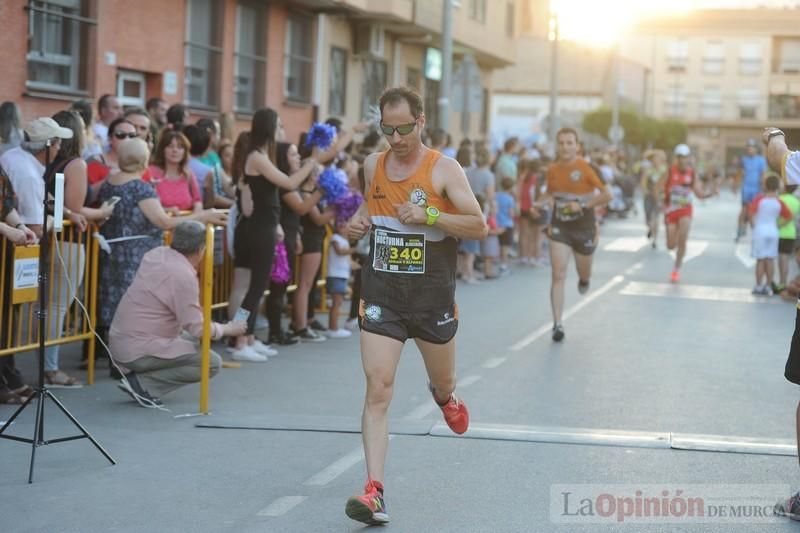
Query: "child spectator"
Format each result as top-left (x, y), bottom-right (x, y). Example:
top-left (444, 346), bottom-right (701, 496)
top-left (750, 175), bottom-right (792, 295)
top-left (496, 177), bottom-right (516, 273)
top-left (778, 183), bottom-right (800, 292)
top-left (327, 222), bottom-right (353, 338)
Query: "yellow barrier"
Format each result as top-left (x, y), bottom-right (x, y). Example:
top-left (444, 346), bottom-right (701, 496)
top-left (0, 212), bottom-right (332, 414)
top-left (0, 222), bottom-right (99, 380)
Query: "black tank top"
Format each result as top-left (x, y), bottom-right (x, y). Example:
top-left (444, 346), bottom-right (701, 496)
top-left (279, 186), bottom-right (300, 242)
top-left (243, 172), bottom-right (279, 225)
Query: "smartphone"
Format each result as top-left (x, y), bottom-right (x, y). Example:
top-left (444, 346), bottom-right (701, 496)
top-left (105, 196), bottom-right (122, 208)
top-left (233, 308), bottom-right (250, 324)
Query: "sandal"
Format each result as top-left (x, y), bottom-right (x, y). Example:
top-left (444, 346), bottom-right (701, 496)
top-left (0, 390), bottom-right (25, 404)
top-left (12, 385), bottom-right (33, 398)
top-left (44, 371), bottom-right (83, 389)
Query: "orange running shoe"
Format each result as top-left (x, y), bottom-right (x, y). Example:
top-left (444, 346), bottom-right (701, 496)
top-left (345, 478), bottom-right (389, 525)
top-left (430, 383), bottom-right (469, 434)
top-left (670, 270), bottom-right (680, 283)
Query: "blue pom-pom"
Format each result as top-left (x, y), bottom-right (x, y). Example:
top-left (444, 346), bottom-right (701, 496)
top-left (305, 122), bottom-right (337, 151)
top-left (318, 166), bottom-right (349, 203)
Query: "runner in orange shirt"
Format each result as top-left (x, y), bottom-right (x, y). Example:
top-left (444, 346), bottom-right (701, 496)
top-left (532, 128), bottom-right (611, 342)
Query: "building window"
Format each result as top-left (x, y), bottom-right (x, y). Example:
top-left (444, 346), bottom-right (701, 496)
top-left (362, 59), bottom-right (387, 121)
top-left (406, 67), bottom-right (421, 91)
top-left (506, 2), bottom-right (515, 37)
top-left (770, 94), bottom-right (800, 119)
top-left (739, 43), bottom-right (761, 75)
top-left (666, 40), bottom-right (689, 73)
top-left (284, 14), bottom-right (313, 103)
top-left (468, 0), bottom-right (486, 23)
top-left (775, 38), bottom-right (800, 74)
top-left (329, 47), bottom-right (347, 116)
top-left (665, 84), bottom-right (686, 118)
top-left (701, 85), bottom-right (722, 119)
top-left (185, 0), bottom-right (223, 109)
top-left (234, 1), bottom-right (267, 113)
top-left (738, 88), bottom-right (760, 120)
top-left (26, 0), bottom-right (95, 93)
top-left (702, 41), bottom-right (724, 75)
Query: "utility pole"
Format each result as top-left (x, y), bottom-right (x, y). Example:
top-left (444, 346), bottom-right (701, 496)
top-left (611, 43), bottom-right (621, 149)
top-left (548, 11), bottom-right (559, 151)
top-left (440, 0), bottom-right (453, 132)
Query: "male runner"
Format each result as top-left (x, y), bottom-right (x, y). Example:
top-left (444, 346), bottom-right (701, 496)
top-left (532, 128), bottom-right (611, 342)
top-left (344, 86), bottom-right (487, 525)
top-left (764, 126), bottom-right (800, 519)
top-left (657, 144), bottom-right (716, 283)
top-left (736, 139), bottom-right (768, 241)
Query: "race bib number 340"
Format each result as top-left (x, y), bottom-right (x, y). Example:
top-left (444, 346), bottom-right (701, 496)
top-left (373, 229), bottom-right (426, 274)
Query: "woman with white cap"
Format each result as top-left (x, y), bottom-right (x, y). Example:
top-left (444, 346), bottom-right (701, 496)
top-left (657, 143), bottom-right (716, 283)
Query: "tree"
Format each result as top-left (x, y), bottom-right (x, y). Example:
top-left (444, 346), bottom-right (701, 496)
top-left (582, 107), bottom-right (686, 150)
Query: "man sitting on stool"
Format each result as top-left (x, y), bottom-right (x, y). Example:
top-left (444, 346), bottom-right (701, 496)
top-left (110, 220), bottom-right (245, 406)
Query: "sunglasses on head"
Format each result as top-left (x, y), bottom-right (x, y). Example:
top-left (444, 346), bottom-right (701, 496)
top-left (380, 121), bottom-right (417, 136)
top-left (113, 131), bottom-right (138, 140)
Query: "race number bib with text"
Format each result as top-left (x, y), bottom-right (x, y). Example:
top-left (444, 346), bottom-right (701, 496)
top-left (373, 229), bottom-right (426, 274)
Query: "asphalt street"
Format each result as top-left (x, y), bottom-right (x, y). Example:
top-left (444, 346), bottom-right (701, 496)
top-left (2, 191), bottom-right (800, 532)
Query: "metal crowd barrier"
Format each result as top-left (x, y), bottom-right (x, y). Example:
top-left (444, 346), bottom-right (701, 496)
top-left (0, 221), bottom-right (100, 381)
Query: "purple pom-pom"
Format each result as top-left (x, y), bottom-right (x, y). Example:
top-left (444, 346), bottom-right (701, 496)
top-left (305, 122), bottom-right (337, 151)
top-left (270, 241), bottom-right (291, 283)
top-left (334, 192), bottom-right (364, 224)
top-left (318, 166), bottom-right (349, 203)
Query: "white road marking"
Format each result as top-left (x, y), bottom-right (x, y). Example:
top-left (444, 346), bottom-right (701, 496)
top-left (603, 237), bottom-right (649, 252)
top-left (668, 240), bottom-right (708, 264)
top-left (623, 261), bottom-right (644, 275)
top-left (510, 275), bottom-right (625, 351)
top-left (303, 447), bottom-right (365, 486)
top-left (256, 496), bottom-right (308, 517)
top-left (482, 357), bottom-right (507, 369)
top-left (459, 375), bottom-right (482, 388)
top-left (620, 281), bottom-right (781, 304)
top-left (735, 242), bottom-right (756, 268)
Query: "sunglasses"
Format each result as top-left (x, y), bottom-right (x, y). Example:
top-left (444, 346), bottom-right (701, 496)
top-left (380, 121), bottom-right (417, 136)
top-left (113, 131), bottom-right (138, 140)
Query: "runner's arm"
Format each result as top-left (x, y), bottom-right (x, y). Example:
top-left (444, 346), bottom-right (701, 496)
top-left (434, 157), bottom-right (488, 240)
top-left (763, 128), bottom-right (794, 182)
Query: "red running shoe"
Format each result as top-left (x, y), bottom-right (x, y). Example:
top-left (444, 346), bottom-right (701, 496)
top-left (670, 270), bottom-right (680, 283)
top-left (430, 383), bottom-right (469, 434)
top-left (345, 478), bottom-right (389, 525)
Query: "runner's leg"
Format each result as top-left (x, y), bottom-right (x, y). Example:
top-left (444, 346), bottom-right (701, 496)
top-left (666, 222), bottom-right (678, 250)
top-left (575, 252), bottom-right (593, 285)
top-left (674, 216), bottom-right (692, 271)
top-left (550, 239), bottom-right (572, 324)
top-left (360, 330), bottom-right (404, 484)
top-left (415, 337), bottom-right (456, 403)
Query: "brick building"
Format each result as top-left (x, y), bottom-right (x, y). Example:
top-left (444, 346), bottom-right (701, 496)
top-left (0, 0), bottom-right (516, 145)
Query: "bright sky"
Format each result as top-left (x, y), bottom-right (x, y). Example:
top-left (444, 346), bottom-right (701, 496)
top-left (552, 0), bottom-right (800, 47)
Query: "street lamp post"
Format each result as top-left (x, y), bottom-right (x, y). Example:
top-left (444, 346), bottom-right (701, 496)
top-left (548, 11), bottom-right (559, 151)
top-left (440, 0), bottom-right (453, 133)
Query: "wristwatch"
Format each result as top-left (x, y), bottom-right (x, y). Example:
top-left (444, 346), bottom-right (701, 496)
top-left (425, 206), bottom-right (440, 226)
top-left (767, 129), bottom-right (785, 145)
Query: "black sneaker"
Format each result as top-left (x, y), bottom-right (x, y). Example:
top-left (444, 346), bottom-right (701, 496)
top-left (308, 319), bottom-right (327, 332)
top-left (269, 330), bottom-right (299, 346)
top-left (552, 324), bottom-right (565, 342)
top-left (117, 373), bottom-right (163, 408)
top-left (293, 327), bottom-right (326, 343)
top-left (578, 279), bottom-right (590, 295)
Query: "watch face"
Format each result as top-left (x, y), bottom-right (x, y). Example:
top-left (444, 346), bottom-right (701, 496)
top-left (427, 207), bottom-right (440, 216)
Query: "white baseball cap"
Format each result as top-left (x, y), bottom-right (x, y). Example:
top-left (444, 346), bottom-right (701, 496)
top-left (24, 117), bottom-right (73, 142)
top-left (673, 144), bottom-right (691, 157)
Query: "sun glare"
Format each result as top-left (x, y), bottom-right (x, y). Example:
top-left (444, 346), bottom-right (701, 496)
top-left (551, 0), bottom-right (696, 48)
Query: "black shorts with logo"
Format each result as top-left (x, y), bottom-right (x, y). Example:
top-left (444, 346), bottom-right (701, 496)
top-left (549, 222), bottom-right (597, 256)
top-left (358, 230), bottom-right (458, 344)
top-left (785, 305), bottom-right (800, 385)
top-left (359, 299), bottom-right (458, 344)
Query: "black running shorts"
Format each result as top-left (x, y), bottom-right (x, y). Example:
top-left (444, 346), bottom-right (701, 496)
top-left (785, 305), bottom-right (800, 385)
top-left (779, 238), bottom-right (795, 255)
top-left (358, 299), bottom-right (458, 345)
top-left (549, 223), bottom-right (597, 256)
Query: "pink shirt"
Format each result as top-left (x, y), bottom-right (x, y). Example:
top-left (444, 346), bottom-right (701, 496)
top-left (147, 165), bottom-right (201, 211)
top-left (109, 246), bottom-right (222, 364)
